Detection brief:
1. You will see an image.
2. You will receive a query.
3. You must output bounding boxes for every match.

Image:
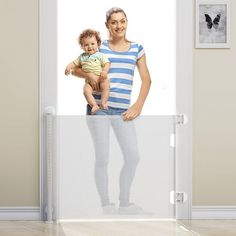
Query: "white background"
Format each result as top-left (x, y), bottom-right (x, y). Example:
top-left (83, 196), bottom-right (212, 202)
top-left (58, 0), bottom-right (176, 115)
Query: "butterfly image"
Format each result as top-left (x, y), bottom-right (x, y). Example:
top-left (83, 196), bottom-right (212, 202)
top-left (204, 13), bottom-right (221, 29)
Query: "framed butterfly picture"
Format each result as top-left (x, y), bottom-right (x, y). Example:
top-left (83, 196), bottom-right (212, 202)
top-left (195, 0), bottom-right (230, 48)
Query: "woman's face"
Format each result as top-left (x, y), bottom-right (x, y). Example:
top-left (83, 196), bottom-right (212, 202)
top-left (106, 12), bottom-right (128, 39)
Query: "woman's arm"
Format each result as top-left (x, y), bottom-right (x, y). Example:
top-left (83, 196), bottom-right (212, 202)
top-left (72, 67), bottom-right (100, 91)
top-left (122, 55), bottom-right (151, 121)
top-left (100, 62), bottom-right (110, 80)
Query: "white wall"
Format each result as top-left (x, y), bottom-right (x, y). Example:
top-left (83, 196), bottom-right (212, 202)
top-left (193, 0), bottom-right (236, 205)
top-left (0, 0), bottom-right (39, 206)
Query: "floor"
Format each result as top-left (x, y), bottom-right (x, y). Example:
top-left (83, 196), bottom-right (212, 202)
top-left (0, 220), bottom-right (235, 236)
top-left (0, 221), bottom-right (65, 236)
top-left (61, 220), bottom-right (196, 236)
top-left (180, 220), bottom-right (236, 236)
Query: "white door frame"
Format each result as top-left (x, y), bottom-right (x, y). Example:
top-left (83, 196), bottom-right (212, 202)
top-left (176, 0), bottom-right (193, 219)
top-left (39, 0), bottom-right (193, 220)
top-left (39, 0), bottom-right (58, 221)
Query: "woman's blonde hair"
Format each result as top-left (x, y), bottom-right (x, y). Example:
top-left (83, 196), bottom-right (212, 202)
top-left (78, 29), bottom-right (102, 47)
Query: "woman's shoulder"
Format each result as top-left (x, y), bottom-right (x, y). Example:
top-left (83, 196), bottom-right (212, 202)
top-left (100, 40), bottom-right (144, 57)
top-left (129, 41), bottom-right (143, 47)
top-left (100, 40), bottom-right (109, 51)
top-left (129, 41), bottom-right (144, 53)
top-left (101, 40), bottom-right (142, 46)
top-left (101, 40), bottom-right (109, 46)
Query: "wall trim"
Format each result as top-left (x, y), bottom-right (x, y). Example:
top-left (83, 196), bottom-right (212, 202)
top-left (175, 0), bottom-right (193, 219)
top-left (0, 207), bottom-right (40, 220)
top-left (192, 206), bottom-right (236, 219)
top-left (39, 0), bottom-right (58, 221)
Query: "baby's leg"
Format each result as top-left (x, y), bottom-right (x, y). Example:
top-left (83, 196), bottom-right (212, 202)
top-left (83, 83), bottom-right (99, 114)
top-left (100, 79), bottom-right (110, 109)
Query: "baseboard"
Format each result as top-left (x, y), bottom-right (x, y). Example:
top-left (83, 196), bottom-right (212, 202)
top-left (2, 206), bottom-right (235, 220)
top-left (0, 207), bottom-right (41, 220)
top-left (192, 206), bottom-right (236, 219)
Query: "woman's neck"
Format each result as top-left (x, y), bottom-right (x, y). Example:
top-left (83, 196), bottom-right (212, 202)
top-left (109, 37), bottom-right (127, 44)
top-left (108, 37), bottom-right (130, 52)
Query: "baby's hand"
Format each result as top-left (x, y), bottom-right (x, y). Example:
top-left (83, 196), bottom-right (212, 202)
top-left (65, 68), bottom-right (70, 75)
top-left (100, 71), bottom-right (107, 80)
top-left (65, 67), bottom-right (71, 75)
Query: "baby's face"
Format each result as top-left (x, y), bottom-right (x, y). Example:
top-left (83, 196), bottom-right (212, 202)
top-left (82, 36), bottom-right (99, 55)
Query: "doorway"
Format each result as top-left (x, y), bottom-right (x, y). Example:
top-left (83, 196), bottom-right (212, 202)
top-left (40, 0), bottom-right (193, 221)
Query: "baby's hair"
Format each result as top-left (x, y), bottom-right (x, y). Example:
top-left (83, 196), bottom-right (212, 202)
top-left (106, 7), bottom-right (127, 22)
top-left (78, 29), bottom-right (101, 47)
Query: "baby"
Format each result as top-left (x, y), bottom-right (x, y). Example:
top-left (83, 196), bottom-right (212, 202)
top-left (65, 29), bottom-right (110, 113)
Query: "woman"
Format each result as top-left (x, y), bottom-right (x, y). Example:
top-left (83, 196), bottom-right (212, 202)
top-left (73, 7), bottom-right (151, 214)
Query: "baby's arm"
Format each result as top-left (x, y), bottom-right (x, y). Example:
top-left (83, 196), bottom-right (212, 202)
top-left (65, 62), bottom-right (76, 75)
top-left (100, 62), bottom-right (110, 80)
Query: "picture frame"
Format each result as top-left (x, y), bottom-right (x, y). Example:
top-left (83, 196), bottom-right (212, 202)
top-left (195, 0), bottom-right (230, 48)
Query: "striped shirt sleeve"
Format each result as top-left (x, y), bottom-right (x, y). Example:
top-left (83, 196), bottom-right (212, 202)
top-left (137, 44), bottom-right (145, 60)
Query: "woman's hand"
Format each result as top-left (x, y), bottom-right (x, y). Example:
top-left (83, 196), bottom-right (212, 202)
top-left (122, 103), bottom-right (143, 121)
top-left (72, 68), bottom-right (100, 91)
top-left (86, 73), bottom-right (100, 91)
top-left (99, 71), bottom-right (108, 81)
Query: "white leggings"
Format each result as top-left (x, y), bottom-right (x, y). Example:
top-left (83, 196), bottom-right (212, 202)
top-left (86, 115), bottom-right (140, 206)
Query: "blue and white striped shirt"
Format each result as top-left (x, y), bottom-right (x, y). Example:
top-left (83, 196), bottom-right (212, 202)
top-left (94, 40), bottom-right (145, 109)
